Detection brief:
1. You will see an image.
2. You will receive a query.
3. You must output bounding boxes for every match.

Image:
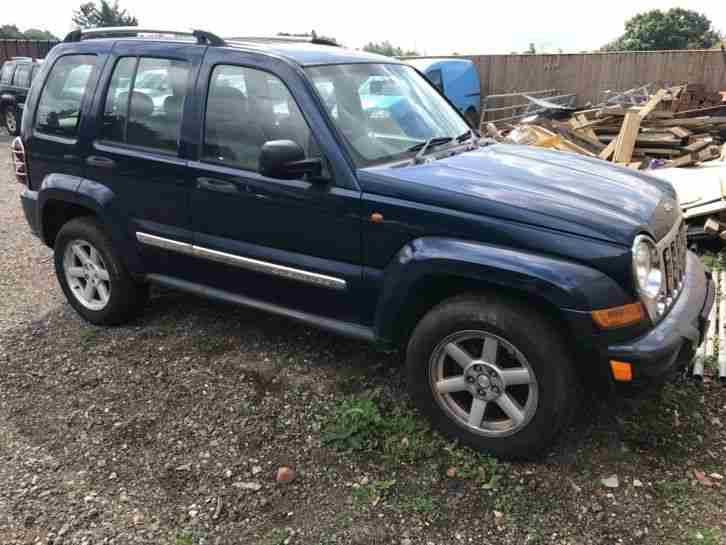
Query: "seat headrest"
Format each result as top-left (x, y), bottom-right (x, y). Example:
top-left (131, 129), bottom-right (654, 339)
top-left (163, 95), bottom-right (184, 117)
top-left (118, 91), bottom-right (154, 119)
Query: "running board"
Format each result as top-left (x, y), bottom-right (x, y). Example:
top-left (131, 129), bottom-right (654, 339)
top-left (693, 269), bottom-right (726, 381)
top-left (146, 274), bottom-right (377, 343)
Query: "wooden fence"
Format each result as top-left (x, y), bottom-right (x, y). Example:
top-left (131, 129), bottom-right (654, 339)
top-left (405, 50), bottom-right (726, 108)
top-left (0, 39), bottom-right (59, 65)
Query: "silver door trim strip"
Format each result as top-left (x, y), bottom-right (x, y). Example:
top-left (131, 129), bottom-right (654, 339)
top-left (135, 232), bottom-right (347, 291)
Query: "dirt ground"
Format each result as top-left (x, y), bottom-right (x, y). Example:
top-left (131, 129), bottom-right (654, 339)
top-left (1, 129), bottom-right (725, 545)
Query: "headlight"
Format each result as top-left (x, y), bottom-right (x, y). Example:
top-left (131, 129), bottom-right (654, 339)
top-left (632, 235), bottom-right (661, 300)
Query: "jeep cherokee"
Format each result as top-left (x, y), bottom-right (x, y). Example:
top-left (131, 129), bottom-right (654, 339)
top-left (11, 27), bottom-right (715, 459)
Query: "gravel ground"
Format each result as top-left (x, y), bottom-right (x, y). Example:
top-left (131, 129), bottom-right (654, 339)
top-left (1, 127), bottom-right (725, 545)
top-left (0, 131), bottom-right (62, 330)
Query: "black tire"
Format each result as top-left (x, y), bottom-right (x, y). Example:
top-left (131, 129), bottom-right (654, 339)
top-left (54, 216), bottom-right (148, 325)
top-left (3, 105), bottom-right (21, 136)
top-left (406, 293), bottom-right (579, 460)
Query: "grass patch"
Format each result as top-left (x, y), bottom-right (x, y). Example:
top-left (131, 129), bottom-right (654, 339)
top-left (322, 394), bottom-right (501, 485)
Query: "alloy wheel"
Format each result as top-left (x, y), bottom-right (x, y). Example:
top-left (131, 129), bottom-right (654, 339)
top-left (63, 239), bottom-right (112, 311)
top-left (429, 330), bottom-right (538, 437)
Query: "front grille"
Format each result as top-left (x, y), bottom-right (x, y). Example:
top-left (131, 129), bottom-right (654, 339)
top-left (656, 220), bottom-right (687, 318)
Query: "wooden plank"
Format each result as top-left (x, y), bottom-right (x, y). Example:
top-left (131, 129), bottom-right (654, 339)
top-left (667, 154), bottom-right (695, 167)
top-left (613, 112), bottom-right (641, 163)
top-left (599, 139), bottom-right (617, 160)
top-left (668, 127), bottom-right (692, 139)
top-left (638, 88), bottom-right (668, 119)
top-left (598, 133), bottom-right (681, 145)
top-left (626, 161), bottom-right (643, 170)
top-left (573, 114), bottom-right (599, 140)
top-left (684, 139), bottom-right (711, 153)
top-left (633, 147), bottom-right (683, 157)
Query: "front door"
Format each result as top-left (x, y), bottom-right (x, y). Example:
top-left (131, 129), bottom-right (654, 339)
top-left (186, 56), bottom-right (364, 324)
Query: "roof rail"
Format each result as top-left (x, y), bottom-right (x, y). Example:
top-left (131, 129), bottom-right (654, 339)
top-left (225, 35), bottom-right (339, 47)
top-left (63, 27), bottom-right (226, 46)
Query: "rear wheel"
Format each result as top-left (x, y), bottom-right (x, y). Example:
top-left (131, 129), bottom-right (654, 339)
top-left (54, 217), bottom-right (148, 325)
top-left (3, 105), bottom-right (20, 136)
top-left (406, 294), bottom-right (578, 459)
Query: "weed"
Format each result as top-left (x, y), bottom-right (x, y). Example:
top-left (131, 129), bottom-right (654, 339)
top-left (399, 494), bottom-right (438, 523)
top-left (352, 479), bottom-right (396, 510)
top-left (321, 395), bottom-right (383, 451)
top-left (381, 408), bottom-right (439, 464)
top-left (444, 443), bottom-right (500, 489)
top-left (257, 528), bottom-right (290, 545)
top-left (685, 528), bottom-right (721, 545)
top-left (80, 326), bottom-right (99, 345)
top-left (171, 530), bottom-right (195, 545)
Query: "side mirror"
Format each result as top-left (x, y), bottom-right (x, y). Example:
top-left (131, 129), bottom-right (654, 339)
top-left (259, 140), bottom-right (323, 180)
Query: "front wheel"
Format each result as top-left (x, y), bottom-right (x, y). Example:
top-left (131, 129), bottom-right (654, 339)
top-left (406, 294), bottom-right (579, 459)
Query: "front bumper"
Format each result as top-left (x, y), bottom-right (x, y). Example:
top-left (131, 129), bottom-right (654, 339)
top-left (607, 251), bottom-right (714, 381)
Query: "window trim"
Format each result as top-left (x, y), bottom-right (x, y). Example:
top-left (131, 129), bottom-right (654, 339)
top-left (32, 53), bottom-right (98, 144)
top-left (199, 61), bottom-right (325, 178)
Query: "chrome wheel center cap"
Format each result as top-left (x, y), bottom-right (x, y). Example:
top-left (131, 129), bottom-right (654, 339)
top-left (477, 375), bottom-right (491, 388)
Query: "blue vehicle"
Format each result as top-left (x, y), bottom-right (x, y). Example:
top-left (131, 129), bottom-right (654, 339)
top-left (12, 27), bottom-right (713, 459)
top-left (407, 58), bottom-right (481, 127)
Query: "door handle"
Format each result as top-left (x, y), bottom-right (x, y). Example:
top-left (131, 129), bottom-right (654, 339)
top-left (86, 155), bottom-right (116, 169)
top-left (197, 177), bottom-right (238, 193)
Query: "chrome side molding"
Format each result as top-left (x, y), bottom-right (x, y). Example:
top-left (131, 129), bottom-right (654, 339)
top-left (136, 232), bottom-right (347, 291)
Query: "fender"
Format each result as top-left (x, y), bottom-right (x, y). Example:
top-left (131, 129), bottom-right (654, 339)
top-left (37, 174), bottom-right (145, 275)
top-left (373, 236), bottom-right (633, 342)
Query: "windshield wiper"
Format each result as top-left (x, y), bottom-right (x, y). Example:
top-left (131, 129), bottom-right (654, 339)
top-left (456, 130), bottom-right (474, 143)
top-left (407, 136), bottom-right (453, 164)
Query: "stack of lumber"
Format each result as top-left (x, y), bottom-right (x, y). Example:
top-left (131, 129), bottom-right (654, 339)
top-left (507, 84), bottom-right (726, 170)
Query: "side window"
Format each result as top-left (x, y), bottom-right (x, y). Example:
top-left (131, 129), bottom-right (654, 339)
top-left (101, 57), bottom-right (190, 153)
top-left (203, 65), bottom-right (317, 172)
top-left (34, 55), bottom-right (96, 139)
top-left (1, 62), bottom-right (15, 84)
top-left (427, 69), bottom-right (444, 93)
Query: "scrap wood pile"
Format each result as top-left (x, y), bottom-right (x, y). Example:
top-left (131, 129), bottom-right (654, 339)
top-left (487, 84), bottom-right (726, 170)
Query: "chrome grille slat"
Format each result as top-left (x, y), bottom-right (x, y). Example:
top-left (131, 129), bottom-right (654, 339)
top-left (655, 219), bottom-right (687, 319)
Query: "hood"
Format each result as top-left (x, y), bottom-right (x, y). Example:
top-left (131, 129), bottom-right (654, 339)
top-left (362, 144), bottom-right (679, 245)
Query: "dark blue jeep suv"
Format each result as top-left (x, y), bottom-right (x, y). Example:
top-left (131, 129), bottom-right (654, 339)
top-left (11, 27), bottom-right (715, 459)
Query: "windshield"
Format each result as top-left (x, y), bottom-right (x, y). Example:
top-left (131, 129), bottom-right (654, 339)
top-left (305, 63), bottom-right (470, 167)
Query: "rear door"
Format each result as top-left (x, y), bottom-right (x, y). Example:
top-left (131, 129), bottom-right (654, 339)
top-left (83, 41), bottom-right (204, 276)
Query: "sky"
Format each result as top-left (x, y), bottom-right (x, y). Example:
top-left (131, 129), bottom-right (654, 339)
top-left (7, 0), bottom-right (726, 55)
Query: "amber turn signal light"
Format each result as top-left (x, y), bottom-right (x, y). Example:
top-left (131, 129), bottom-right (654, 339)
top-left (591, 303), bottom-right (644, 329)
top-left (610, 360), bottom-right (633, 382)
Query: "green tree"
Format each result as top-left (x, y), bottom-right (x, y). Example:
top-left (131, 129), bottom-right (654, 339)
top-left (0, 24), bottom-right (24, 38)
top-left (362, 40), bottom-right (419, 57)
top-left (524, 43), bottom-right (536, 54)
top-left (72, 0), bottom-right (138, 28)
top-left (22, 28), bottom-right (59, 40)
top-left (602, 8), bottom-right (721, 51)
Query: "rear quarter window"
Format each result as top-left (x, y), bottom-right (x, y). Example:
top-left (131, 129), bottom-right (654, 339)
top-left (34, 55), bottom-right (96, 139)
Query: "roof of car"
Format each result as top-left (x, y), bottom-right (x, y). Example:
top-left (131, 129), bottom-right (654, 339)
top-left (220, 40), bottom-right (401, 67)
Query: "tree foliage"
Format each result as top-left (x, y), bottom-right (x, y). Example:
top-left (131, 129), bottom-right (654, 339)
top-left (602, 8), bottom-right (721, 51)
top-left (362, 40), bottom-right (419, 57)
top-left (0, 24), bottom-right (58, 40)
top-left (72, 0), bottom-right (138, 29)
